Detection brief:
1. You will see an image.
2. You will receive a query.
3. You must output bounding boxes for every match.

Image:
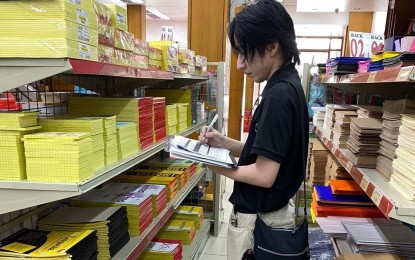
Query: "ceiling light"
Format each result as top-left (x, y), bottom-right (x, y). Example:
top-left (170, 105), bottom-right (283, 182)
top-left (147, 9), bottom-right (170, 20)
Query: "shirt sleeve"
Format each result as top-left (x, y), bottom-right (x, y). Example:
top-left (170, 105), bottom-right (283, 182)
top-left (251, 86), bottom-right (295, 163)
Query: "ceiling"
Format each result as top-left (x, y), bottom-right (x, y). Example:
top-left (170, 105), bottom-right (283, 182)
top-left (142, 0), bottom-right (389, 21)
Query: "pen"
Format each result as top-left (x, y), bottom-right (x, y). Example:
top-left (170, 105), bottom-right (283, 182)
top-left (201, 114), bottom-right (218, 143)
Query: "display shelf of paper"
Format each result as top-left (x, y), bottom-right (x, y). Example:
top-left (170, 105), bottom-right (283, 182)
top-left (332, 110), bottom-right (358, 149)
top-left (323, 105), bottom-right (358, 140)
top-left (138, 239), bottom-right (182, 260)
top-left (23, 132), bottom-right (94, 182)
top-left (149, 41), bottom-right (179, 73)
top-left (176, 103), bottom-right (189, 132)
top-left (0, 0), bottom-right (98, 60)
top-left (116, 122), bottom-right (140, 160)
top-left (38, 206), bottom-right (130, 260)
top-left (105, 4), bottom-right (127, 31)
top-left (309, 139), bottom-right (330, 187)
top-left (146, 158), bottom-right (197, 181)
top-left (0, 112), bottom-right (40, 180)
top-left (38, 117), bottom-right (105, 171)
top-left (312, 107), bottom-right (326, 127)
top-left (173, 206), bottom-right (204, 230)
top-left (166, 104), bottom-right (178, 135)
top-left (326, 156), bottom-right (351, 180)
top-left (90, 115), bottom-right (118, 166)
top-left (155, 220), bottom-right (196, 245)
top-left (71, 183), bottom-right (153, 236)
top-left (0, 228), bottom-right (98, 260)
top-left (153, 97), bottom-right (167, 143)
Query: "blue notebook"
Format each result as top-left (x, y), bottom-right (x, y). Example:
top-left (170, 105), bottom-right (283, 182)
top-left (314, 185), bottom-right (374, 206)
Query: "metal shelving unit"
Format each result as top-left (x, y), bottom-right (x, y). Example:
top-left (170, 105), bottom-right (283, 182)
top-left (182, 220), bottom-right (211, 260)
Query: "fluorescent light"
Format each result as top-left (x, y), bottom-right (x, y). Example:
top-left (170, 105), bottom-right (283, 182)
top-left (148, 9), bottom-right (170, 20)
top-left (129, 0), bottom-right (144, 3)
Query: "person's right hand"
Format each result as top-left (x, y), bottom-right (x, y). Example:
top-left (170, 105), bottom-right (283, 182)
top-left (199, 126), bottom-right (226, 148)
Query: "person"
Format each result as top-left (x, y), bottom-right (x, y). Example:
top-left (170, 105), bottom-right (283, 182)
top-left (198, 0), bottom-right (309, 259)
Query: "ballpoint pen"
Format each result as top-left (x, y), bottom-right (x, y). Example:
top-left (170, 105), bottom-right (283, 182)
top-left (200, 114), bottom-right (218, 144)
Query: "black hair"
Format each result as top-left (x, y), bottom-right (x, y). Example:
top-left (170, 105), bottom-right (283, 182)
top-left (228, 0), bottom-right (300, 65)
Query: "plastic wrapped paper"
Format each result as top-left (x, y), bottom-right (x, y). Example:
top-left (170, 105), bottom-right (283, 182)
top-left (114, 48), bottom-right (134, 67)
top-left (0, 20), bottom-right (98, 46)
top-left (0, 38), bottom-right (98, 61)
top-left (148, 47), bottom-right (162, 61)
top-left (98, 23), bottom-right (115, 47)
top-left (179, 49), bottom-right (195, 65)
top-left (105, 4), bottom-right (127, 31)
top-left (178, 64), bottom-right (189, 74)
top-left (162, 59), bottom-right (179, 73)
top-left (98, 44), bottom-right (114, 64)
top-left (148, 59), bottom-right (162, 70)
top-left (93, 1), bottom-right (111, 26)
top-left (115, 28), bottom-right (134, 51)
top-left (133, 54), bottom-right (149, 69)
top-left (195, 55), bottom-right (207, 67)
top-left (134, 38), bottom-right (149, 56)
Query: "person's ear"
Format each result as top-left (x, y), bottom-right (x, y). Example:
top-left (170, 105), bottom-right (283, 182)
top-left (268, 42), bottom-right (279, 57)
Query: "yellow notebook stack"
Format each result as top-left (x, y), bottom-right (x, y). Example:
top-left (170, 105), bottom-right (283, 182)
top-left (23, 132), bottom-right (94, 182)
top-left (71, 183), bottom-right (153, 236)
top-left (39, 117), bottom-right (105, 172)
top-left (0, 111), bottom-right (39, 129)
top-left (116, 122), bottom-right (139, 160)
top-left (155, 220), bottom-right (196, 245)
top-left (146, 158), bottom-right (197, 181)
top-left (149, 41), bottom-right (179, 72)
top-left (166, 104), bottom-right (178, 135)
top-left (0, 0), bottom-right (98, 60)
top-left (175, 103), bottom-right (189, 132)
top-left (172, 205), bottom-right (204, 230)
top-left (134, 166), bottom-right (188, 190)
top-left (105, 4), bottom-right (127, 31)
top-left (38, 206), bottom-right (130, 260)
top-left (91, 115), bottom-right (118, 166)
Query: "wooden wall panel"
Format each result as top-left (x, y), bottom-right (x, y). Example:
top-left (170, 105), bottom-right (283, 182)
top-left (244, 76), bottom-right (254, 111)
top-left (127, 5), bottom-right (146, 40)
top-left (385, 0), bottom-right (415, 38)
top-left (344, 12), bottom-right (373, 56)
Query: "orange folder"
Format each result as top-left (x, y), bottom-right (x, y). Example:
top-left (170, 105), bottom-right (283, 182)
top-left (329, 179), bottom-right (366, 196)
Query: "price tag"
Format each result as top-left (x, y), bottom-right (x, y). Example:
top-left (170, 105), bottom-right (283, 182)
top-left (349, 31), bottom-right (384, 57)
top-left (371, 188), bottom-right (382, 207)
top-left (77, 26), bottom-right (90, 43)
top-left (346, 161), bottom-right (353, 172)
top-left (76, 8), bottom-right (89, 27)
top-left (117, 13), bottom-right (127, 26)
top-left (78, 43), bottom-right (91, 60)
top-left (396, 67), bottom-right (413, 81)
top-left (360, 176), bottom-right (370, 191)
top-left (367, 71), bottom-right (377, 83)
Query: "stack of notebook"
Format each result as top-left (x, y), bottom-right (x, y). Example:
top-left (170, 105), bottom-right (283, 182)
top-left (390, 114), bottom-right (415, 200)
top-left (147, 158), bottom-right (197, 181)
top-left (175, 103), bottom-right (189, 133)
top-left (116, 122), bottom-right (139, 160)
top-left (332, 110), bottom-right (358, 148)
top-left (91, 115), bottom-right (118, 166)
top-left (166, 104), bottom-right (178, 135)
top-left (312, 107), bottom-right (326, 127)
top-left (119, 170), bottom-right (179, 202)
top-left (23, 132), bottom-right (94, 182)
top-left (71, 184), bottom-right (153, 236)
top-left (0, 111), bottom-right (40, 180)
top-left (0, 228), bottom-right (98, 260)
top-left (153, 97), bottom-right (167, 143)
top-left (326, 156), bottom-right (351, 180)
top-left (309, 139), bottom-right (330, 187)
top-left (134, 166), bottom-right (188, 190)
top-left (324, 105), bottom-right (358, 140)
top-left (172, 206), bottom-right (204, 230)
top-left (38, 206), bottom-right (130, 260)
top-left (329, 179), bottom-right (366, 196)
top-left (138, 239), bottom-right (182, 260)
top-left (377, 99), bottom-right (415, 180)
top-left (155, 220), bottom-right (196, 245)
top-left (138, 97), bottom-right (154, 149)
top-left (39, 117), bottom-right (105, 171)
top-left (347, 118), bottom-right (382, 168)
top-left (355, 105), bottom-right (383, 121)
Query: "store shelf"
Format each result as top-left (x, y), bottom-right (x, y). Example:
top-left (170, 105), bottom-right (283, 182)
top-left (314, 126), bottom-right (415, 225)
top-left (331, 237), bottom-right (353, 257)
top-left (182, 220), bottom-right (211, 260)
top-left (113, 168), bottom-right (207, 260)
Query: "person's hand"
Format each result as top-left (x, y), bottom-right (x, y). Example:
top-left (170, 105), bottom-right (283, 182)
top-left (199, 126), bottom-right (226, 148)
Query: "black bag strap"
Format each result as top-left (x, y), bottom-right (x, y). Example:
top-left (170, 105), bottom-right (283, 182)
top-left (257, 80), bottom-right (307, 219)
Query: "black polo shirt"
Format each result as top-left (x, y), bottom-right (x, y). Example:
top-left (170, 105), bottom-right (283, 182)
top-left (229, 63), bottom-right (309, 213)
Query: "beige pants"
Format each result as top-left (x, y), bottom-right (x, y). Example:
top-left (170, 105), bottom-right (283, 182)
top-left (227, 200), bottom-right (295, 260)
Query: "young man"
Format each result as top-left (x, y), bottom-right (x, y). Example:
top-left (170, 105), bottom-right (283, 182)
top-left (199, 0), bottom-right (308, 259)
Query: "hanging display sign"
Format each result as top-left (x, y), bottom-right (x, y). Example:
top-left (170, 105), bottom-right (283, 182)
top-left (349, 31), bottom-right (384, 57)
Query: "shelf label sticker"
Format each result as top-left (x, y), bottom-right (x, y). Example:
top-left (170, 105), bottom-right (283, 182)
top-left (372, 188), bottom-right (382, 207)
top-left (78, 43), bottom-right (91, 60)
top-left (368, 72), bottom-right (377, 83)
top-left (78, 26), bottom-right (90, 43)
top-left (360, 176), bottom-right (370, 191)
top-left (76, 8), bottom-right (89, 27)
top-left (396, 67), bottom-right (413, 81)
top-left (116, 13), bottom-right (127, 26)
top-left (346, 161), bottom-right (353, 172)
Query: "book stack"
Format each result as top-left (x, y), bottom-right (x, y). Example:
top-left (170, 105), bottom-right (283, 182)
top-left (390, 114), bottom-right (415, 200)
top-left (355, 105), bottom-right (383, 121)
top-left (332, 110), bottom-right (358, 148)
top-left (38, 206), bottom-right (130, 260)
top-left (71, 183), bottom-right (153, 236)
top-left (39, 117), bottom-right (105, 171)
top-left (153, 97), bottom-right (167, 143)
top-left (119, 170), bottom-right (179, 202)
top-left (155, 220), bottom-right (196, 245)
top-left (172, 206), bottom-right (204, 230)
top-left (91, 115), bottom-right (118, 166)
top-left (309, 139), bottom-right (329, 187)
top-left (166, 104), bottom-right (178, 135)
top-left (138, 239), bottom-right (182, 260)
top-left (116, 122), bottom-right (139, 160)
top-left (347, 118), bottom-right (382, 168)
top-left (175, 103), bottom-right (189, 133)
top-left (377, 99), bottom-right (415, 180)
top-left (138, 97), bottom-right (154, 149)
top-left (147, 158), bottom-right (197, 181)
top-left (312, 107), bottom-right (326, 127)
top-left (326, 156), bottom-right (351, 180)
top-left (23, 132), bottom-right (94, 182)
top-left (135, 166), bottom-right (188, 190)
top-left (324, 105), bottom-right (357, 140)
top-left (0, 111), bottom-right (40, 180)
top-left (0, 228), bottom-right (98, 260)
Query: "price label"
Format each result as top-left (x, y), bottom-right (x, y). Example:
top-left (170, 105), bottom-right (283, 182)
top-left (371, 188), bottom-right (382, 207)
top-left (368, 71), bottom-right (377, 83)
top-left (76, 9), bottom-right (89, 27)
top-left (360, 176), bottom-right (370, 191)
top-left (77, 26), bottom-right (90, 43)
top-left (346, 161), bottom-right (353, 172)
top-left (396, 67), bottom-right (413, 81)
top-left (349, 31), bottom-right (384, 57)
top-left (78, 43), bottom-right (91, 60)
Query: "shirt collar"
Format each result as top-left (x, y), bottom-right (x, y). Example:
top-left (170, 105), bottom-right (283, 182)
top-left (261, 63), bottom-right (297, 98)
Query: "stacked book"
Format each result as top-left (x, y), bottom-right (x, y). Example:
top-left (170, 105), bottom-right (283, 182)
top-left (166, 104), bottom-right (178, 135)
top-left (312, 107), bottom-right (326, 127)
top-left (38, 206), bottom-right (130, 260)
top-left (138, 97), bottom-right (154, 149)
top-left (347, 118), bottom-right (382, 168)
top-left (155, 220), bottom-right (196, 245)
top-left (71, 183), bottom-right (153, 236)
top-left (135, 165), bottom-right (188, 190)
top-left (326, 156), bottom-right (351, 180)
top-left (356, 105), bottom-right (383, 121)
top-left (153, 97), bottom-right (167, 143)
top-left (309, 139), bottom-right (329, 187)
top-left (0, 0), bottom-right (98, 60)
top-left (377, 99), bottom-right (415, 180)
top-left (176, 103), bottom-right (189, 133)
top-left (0, 111), bottom-right (40, 180)
top-left (0, 228), bottom-right (98, 260)
top-left (119, 170), bottom-right (179, 202)
top-left (172, 205), bottom-right (204, 230)
top-left (332, 110), bottom-right (358, 148)
top-left (390, 114), bottom-right (415, 200)
top-left (324, 105), bottom-right (357, 140)
top-left (23, 132), bottom-right (94, 182)
top-left (92, 115), bottom-right (118, 166)
top-left (39, 117), bottom-right (105, 171)
top-left (116, 122), bottom-right (139, 160)
top-left (138, 239), bottom-right (182, 260)
top-left (147, 157), bottom-right (197, 181)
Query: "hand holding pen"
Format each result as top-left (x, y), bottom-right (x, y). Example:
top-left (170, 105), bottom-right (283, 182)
top-left (199, 114), bottom-right (222, 146)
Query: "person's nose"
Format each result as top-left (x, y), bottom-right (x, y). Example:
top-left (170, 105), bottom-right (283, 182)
top-left (236, 54), bottom-right (246, 71)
